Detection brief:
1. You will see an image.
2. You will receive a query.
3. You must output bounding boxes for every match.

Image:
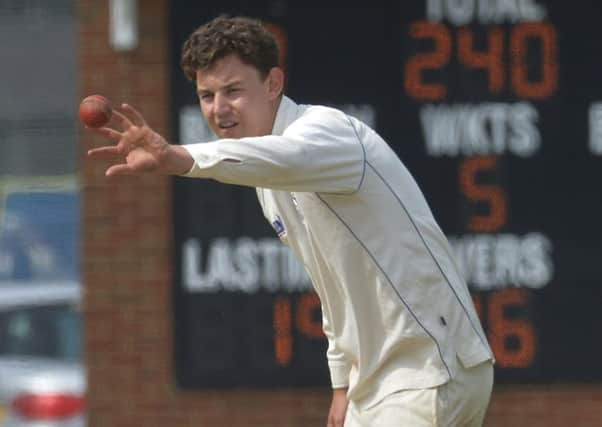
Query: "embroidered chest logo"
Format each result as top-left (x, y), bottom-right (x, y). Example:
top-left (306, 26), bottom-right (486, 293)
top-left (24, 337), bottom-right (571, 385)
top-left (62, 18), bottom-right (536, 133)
top-left (272, 214), bottom-right (286, 237)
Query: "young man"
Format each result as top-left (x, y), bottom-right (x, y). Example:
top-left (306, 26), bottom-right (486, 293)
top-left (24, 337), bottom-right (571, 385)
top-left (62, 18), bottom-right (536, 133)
top-left (88, 15), bottom-right (494, 427)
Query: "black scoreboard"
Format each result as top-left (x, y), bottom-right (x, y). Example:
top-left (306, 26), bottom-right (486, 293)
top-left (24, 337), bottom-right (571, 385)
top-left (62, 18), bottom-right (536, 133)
top-left (171, 1), bottom-right (602, 388)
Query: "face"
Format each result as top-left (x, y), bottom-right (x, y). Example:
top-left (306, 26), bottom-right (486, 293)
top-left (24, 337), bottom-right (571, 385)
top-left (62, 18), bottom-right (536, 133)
top-left (196, 54), bottom-right (283, 139)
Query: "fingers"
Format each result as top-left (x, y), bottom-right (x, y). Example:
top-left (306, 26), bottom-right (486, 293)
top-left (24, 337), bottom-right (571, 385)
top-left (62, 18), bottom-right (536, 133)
top-left (85, 149), bottom-right (132, 176)
top-left (83, 101), bottom-right (148, 132)
top-left (105, 163), bottom-right (134, 176)
top-left (121, 103), bottom-right (147, 127)
top-left (87, 146), bottom-right (121, 158)
top-left (112, 103), bottom-right (148, 130)
top-left (86, 126), bottom-right (122, 141)
top-left (112, 109), bottom-right (135, 130)
top-left (86, 126), bottom-right (124, 158)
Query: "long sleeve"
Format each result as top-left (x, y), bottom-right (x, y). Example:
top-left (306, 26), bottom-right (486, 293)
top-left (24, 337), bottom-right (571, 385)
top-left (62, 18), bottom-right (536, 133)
top-left (181, 107), bottom-right (366, 194)
top-left (322, 306), bottom-right (352, 388)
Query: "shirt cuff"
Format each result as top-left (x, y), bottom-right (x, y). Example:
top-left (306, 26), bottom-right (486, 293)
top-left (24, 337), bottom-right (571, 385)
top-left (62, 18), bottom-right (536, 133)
top-left (328, 361), bottom-right (351, 388)
top-left (179, 143), bottom-right (221, 178)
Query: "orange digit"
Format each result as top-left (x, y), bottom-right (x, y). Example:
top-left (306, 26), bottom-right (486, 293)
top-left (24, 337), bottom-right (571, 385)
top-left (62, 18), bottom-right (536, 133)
top-left (296, 292), bottom-right (324, 338)
top-left (458, 27), bottom-right (504, 94)
top-left (488, 289), bottom-right (536, 368)
top-left (273, 296), bottom-right (293, 366)
top-left (404, 21), bottom-right (452, 100)
top-left (459, 156), bottom-right (507, 232)
top-left (511, 23), bottom-right (558, 99)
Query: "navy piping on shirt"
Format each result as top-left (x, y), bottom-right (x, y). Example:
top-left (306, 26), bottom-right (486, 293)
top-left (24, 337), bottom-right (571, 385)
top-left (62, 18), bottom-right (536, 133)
top-left (345, 116), bottom-right (367, 194)
top-left (364, 162), bottom-right (491, 353)
top-left (315, 192), bottom-right (453, 381)
top-left (337, 112), bottom-right (487, 352)
top-left (310, 113), bottom-right (367, 196)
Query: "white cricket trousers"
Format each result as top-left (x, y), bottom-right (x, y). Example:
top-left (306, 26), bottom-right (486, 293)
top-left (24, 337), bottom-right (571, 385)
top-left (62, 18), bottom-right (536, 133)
top-left (344, 361), bottom-right (494, 427)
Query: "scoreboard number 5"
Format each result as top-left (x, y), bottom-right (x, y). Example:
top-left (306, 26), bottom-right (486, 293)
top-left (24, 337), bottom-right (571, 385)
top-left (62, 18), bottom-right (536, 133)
top-left (460, 156), bottom-right (537, 369)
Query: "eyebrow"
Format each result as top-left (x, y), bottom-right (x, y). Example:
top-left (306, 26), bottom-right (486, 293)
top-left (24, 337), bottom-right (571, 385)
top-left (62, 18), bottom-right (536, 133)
top-left (196, 80), bottom-right (243, 94)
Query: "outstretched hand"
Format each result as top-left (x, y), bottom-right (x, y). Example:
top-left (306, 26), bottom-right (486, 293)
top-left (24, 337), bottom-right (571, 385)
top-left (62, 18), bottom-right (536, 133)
top-left (86, 103), bottom-right (173, 176)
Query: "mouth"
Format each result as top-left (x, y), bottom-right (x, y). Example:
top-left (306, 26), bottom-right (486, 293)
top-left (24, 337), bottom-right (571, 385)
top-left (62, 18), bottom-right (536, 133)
top-left (215, 121), bottom-right (240, 138)
top-left (217, 122), bottom-right (238, 130)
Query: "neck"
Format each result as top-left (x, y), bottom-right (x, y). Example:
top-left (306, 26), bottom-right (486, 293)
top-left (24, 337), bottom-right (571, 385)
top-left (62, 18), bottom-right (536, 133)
top-left (268, 95), bottom-right (284, 134)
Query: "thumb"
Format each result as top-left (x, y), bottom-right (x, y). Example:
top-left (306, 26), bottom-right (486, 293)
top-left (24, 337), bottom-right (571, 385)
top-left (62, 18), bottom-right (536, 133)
top-left (106, 164), bottom-right (134, 176)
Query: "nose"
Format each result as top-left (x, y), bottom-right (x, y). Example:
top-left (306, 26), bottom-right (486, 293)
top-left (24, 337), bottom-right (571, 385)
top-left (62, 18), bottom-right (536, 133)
top-left (213, 92), bottom-right (231, 117)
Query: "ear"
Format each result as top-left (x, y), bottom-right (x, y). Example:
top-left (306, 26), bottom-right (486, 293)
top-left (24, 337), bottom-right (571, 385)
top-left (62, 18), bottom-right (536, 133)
top-left (266, 67), bottom-right (285, 100)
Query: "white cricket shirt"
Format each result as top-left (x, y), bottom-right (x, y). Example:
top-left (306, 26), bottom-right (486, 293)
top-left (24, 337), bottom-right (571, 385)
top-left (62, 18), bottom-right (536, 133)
top-left (183, 96), bottom-right (494, 408)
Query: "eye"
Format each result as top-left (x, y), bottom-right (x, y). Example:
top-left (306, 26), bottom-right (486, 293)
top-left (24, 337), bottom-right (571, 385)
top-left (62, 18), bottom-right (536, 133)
top-left (199, 93), bottom-right (213, 102)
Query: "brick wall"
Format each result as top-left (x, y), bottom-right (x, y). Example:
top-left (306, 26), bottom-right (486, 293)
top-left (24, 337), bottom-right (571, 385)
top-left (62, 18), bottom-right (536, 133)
top-left (79, 1), bottom-right (602, 426)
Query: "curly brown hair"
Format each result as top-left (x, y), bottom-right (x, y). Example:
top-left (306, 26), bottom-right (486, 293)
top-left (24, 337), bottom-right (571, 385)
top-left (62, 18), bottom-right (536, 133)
top-left (180, 15), bottom-right (280, 82)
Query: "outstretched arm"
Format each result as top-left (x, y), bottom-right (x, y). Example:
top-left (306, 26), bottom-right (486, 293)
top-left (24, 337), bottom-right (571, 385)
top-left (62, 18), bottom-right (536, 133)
top-left (86, 103), bottom-right (194, 176)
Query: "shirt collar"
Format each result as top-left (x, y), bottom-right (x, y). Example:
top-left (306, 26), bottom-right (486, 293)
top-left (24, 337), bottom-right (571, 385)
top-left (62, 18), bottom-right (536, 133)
top-left (271, 95), bottom-right (299, 136)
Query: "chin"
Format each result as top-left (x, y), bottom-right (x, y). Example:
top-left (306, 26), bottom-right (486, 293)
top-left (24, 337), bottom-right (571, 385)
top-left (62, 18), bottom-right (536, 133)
top-left (222, 132), bottom-right (242, 139)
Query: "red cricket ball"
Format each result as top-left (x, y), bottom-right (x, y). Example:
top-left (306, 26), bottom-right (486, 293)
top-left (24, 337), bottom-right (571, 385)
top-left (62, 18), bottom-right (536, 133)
top-left (79, 94), bottom-right (112, 128)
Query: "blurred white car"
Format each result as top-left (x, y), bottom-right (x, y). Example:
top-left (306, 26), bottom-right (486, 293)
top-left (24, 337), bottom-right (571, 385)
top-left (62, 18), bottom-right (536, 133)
top-left (0, 283), bottom-right (85, 427)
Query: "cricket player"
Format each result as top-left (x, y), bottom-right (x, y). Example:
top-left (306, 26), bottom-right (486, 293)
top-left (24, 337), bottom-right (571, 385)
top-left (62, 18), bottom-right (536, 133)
top-left (88, 15), bottom-right (495, 427)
